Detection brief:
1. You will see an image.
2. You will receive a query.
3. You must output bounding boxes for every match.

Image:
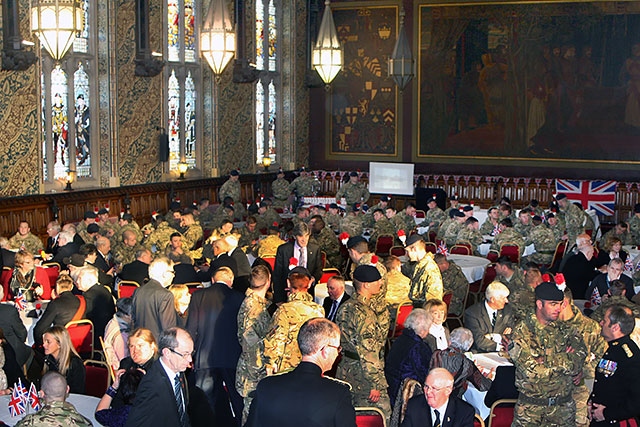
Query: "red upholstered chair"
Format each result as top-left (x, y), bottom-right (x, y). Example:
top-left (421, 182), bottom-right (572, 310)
top-left (550, 241), bottom-right (568, 271)
top-left (84, 359), bottom-right (112, 398)
top-left (487, 399), bottom-right (517, 427)
top-left (486, 250), bottom-right (500, 262)
top-left (42, 263), bottom-right (60, 285)
top-left (499, 243), bottom-right (520, 265)
top-left (415, 210), bottom-right (426, 219)
top-left (355, 407), bottom-right (386, 427)
top-left (450, 244), bottom-right (472, 255)
top-left (389, 246), bottom-right (406, 257)
top-left (475, 413), bottom-right (486, 427)
top-left (319, 268), bottom-right (340, 285)
top-left (374, 235), bottom-right (394, 257)
top-left (0, 268), bottom-right (12, 301)
top-left (262, 257), bottom-right (276, 270)
top-left (389, 301), bottom-right (414, 343)
top-left (469, 263), bottom-right (496, 304)
top-left (117, 280), bottom-right (139, 299)
top-left (424, 242), bottom-right (437, 254)
top-left (428, 231), bottom-right (437, 243)
top-left (442, 291), bottom-right (453, 311)
top-left (66, 319), bottom-right (95, 359)
top-left (320, 251), bottom-right (327, 269)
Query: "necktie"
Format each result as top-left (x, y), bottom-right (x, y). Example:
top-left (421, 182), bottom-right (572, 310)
top-left (433, 409), bottom-right (441, 427)
top-left (328, 299), bottom-right (339, 321)
top-left (491, 311), bottom-right (497, 329)
top-left (299, 247), bottom-right (306, 268)
top-left (173, 373), bottom-right (187, 426)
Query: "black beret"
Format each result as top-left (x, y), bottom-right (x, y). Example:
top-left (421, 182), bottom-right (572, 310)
top-left (84, 210), bottom-right (97, 219)
top-left (288, 266), bottom-right (312, 278)
top-left (546, 212), bottom-right (555, 218)
top-left (353, 265), bottom-right (382, 282)
top-left (169, 201), bottom-right (181, 211)
top-left (97, 208), bottom-right (109, 215)
top-left (230, 169), bottom-right (240, 176)
top-left (532, 215), bottom-right (542, 222)
top-left (535, 282), bottom-right (564, 301)
top-left (329, 203), bottom-right (339, 209)
top-left (87, 223), bottom-right (100, 233)
top-left (450, 194), bottom-right (459, 201)
top-left (380, 195), bottom-right (390, 202)
top-left (121, 213), bottom-right (133, 221)
top-left (463, 206), bottom-right (474, 212)
top-left (404, 234), bottom-right (424, 247)
top-left (349, 171), bottom-right (358, 177)
top-left (347, 236), bottom-right (367, 248)
top-left (453, 210), bottom-right (465, 218)
top-left (555, 193), bottom-right (567, 201)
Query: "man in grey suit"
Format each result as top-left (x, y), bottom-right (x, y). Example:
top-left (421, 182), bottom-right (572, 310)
top-left (464, 281), bottom-right (513, 352)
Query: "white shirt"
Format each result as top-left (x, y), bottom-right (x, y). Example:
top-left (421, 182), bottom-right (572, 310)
top-left (430, 399), bottom-right (450, 426)
top-left (159, 358), bottom-right (184, 412)
top-left (429, 324), bottom-right (448, 350)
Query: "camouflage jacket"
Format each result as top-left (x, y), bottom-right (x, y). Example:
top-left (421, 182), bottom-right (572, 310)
top-left (256, 235), bottom-right (285, 258)
top-left (409, 252), bottom-right (443, 305)
top-left (14, 401), bottom-right (92, 427)
top-left (340, 214), bottom-right (364, 237)
top-left (336, 182), bottom-right (370, 206)
top-left (441, 262), bottom-right (469, 316)
top-left (525, 224), bottom-right (557, 265)
top-left (480, 219), bottom-right (500, 236)
top-left (351, 253), bottom-right (390, 333)
top-left (144, 222), bottom-right (178, 254)
top-left (456, 227), bottom-right (483, 254)
top-left (271, 177), bottom-right (291, 202)
top-left (443, 221), bottom-right (464, 247)
top-left (628, 215), bottom-right (640, 246)
top-left (562, 203), bottom-right (586, 245)
top-left (421, 207), bottom-right (447, 234)
top-left (490, 228), bottom-right (525, 254)
top-left (561, 303), bottom-right (607, 379)
top-left (288, 176), bottom-right (316, 197)
top-left (385, 270), bottom-right (412, 306)
top-left (219, 179), bottom-right (241, 203)
top-left (9, 233), bottom-right (44, 254)
top-left (310, 227), bottom-right (341, 269)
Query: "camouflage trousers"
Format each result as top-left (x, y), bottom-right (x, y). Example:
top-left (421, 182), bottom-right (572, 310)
top-left (512, 399), bottom-right (575, 427)
top-left (336, 358), bottom-right (391, 423)
top-left (573, 383), bottom-right (590, 427)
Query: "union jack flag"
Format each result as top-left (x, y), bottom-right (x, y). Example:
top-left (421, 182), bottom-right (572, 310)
top-left (437, 242), bottom-right (449, 256)
top-left (625, 257), bottom-right (635, 273)
top-left (28, 382), bottom-right (40, 412)
top-left (491, 223), bottom-right (501, 236)
top-left (555, 180), bottom-right (617, 216)
top-left (14, 292), bottom-right (26, 311)
top-left (8, 386), bottom-right (25, 417)
top-left (590, 286), bottom-right (602, 307)
top-left (15, 378), bottom-right (28, 399)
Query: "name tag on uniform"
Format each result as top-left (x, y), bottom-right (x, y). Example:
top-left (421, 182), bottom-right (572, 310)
top-left (597, 358), bottom-right (618, 377)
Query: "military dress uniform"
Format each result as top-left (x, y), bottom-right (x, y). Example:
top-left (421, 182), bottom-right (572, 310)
top-left (336, 181), bottom-right (370, 212)
top-left (14, 401), bottom-right (92, 427)
top-left (509, 311), bottom-right (587, 427)
top-left (271, 176), bottom-right (291, 208)
top-left (589, 334), bottom-right (640, 426)
top-left (335, 293), bottom-right (391, 417)
top-left (408, 252), bottom-right (443, 306)
top-left (9, 232), bottom-right (44, 254)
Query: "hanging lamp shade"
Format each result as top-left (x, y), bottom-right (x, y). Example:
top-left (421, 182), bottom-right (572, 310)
top-left (388, 10), bottom-right (414, 91)
top-left (201, 0), bottom-right (235, 76)
top-left (30, 0), bottom-right (83, 61)
top-left (311, 0), bottom-right (342, 85)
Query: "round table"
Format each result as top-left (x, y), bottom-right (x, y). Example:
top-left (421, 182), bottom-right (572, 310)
top-left (0, 393), bottom-right (99, 426)
top-left (447, 254), bottom-right (490, 283)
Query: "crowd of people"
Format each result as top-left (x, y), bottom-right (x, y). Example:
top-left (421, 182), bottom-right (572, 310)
top-left (0, 169), bottom-right (639, 427)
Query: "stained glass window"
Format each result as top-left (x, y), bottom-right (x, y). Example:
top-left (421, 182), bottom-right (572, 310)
top-left (74, 63), bottom-right (91, 177)
top-left (255, 0), bottom-right (279, 164)
top-left (73, 0), bottom-right (89, 53)
top-left (166, 0), bottom-right (200, 172)
top-left (51, 66), bottom-right (69, 180)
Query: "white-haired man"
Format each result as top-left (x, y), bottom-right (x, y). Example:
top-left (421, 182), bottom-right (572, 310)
top-left (464, 281), bottom-right (513, 352)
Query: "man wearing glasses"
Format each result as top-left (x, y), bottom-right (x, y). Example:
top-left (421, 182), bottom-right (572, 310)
top-left (246, 318), bottom-right (356, 427)
top-left (401, 368), bottom-right (474, 426)
top-left (126, 327), bottom-right (194, 427)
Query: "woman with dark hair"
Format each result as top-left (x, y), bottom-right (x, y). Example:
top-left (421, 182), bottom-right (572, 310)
top-left (95, 367), bottom-right (144, 427)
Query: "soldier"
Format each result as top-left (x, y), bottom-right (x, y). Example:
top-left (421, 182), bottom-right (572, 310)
top-left (385, 206), bottom-right (405, 235)
top-left (325, 203), bottom-right (343, 232)
top-left (263, 266), bottom-right (324, 374)
top-left (238, 216), bottom-right (262, 251)
top-left (601, 221), bottom-right (633, 246)
top-left (255, 224), bottom-right (285, 258)
top-left (118, 213), bottom-right (143, 245)
top-left (420, 195), bottom-right (446, 235)
top-left (490, 218), bottom-right (525, 255)
top-left (309, 215), bottom-right (342, 270)
top-left (335, 265), bottom-right (391, 419)
top-left (508, 281), bottom-right (587, 427)
top-left (434, 254), bottom-right (469, 318)
top-left (15, 371), bottom-right (92, 427)
top-left (220, 170), bottom-right (247, 220)
top-left (456, 217), bottom-right (483, 254)
top-left (288, 167), bottom-right (316, 199)
top-left (163, 201), bottom-right (182, 229)
top-left (444, 194), bottom-right (460, 218)
top-left (588, 305), bottom-right (640, 426)
top-left (236, 265), bottom-right (272, 423)
top-left (514, 208), bottom-right (534, 239)
top-left (589, 279), bottom-right (640, 322)
top-left (346, 236), bottom-right (390, 333)
top-left (270, 168), bottom-right (291, 208)
top-left (9, 220), bottom-right (44, 254)
top-left (339, 209), bottom-right (364, 237)
top-left (436, 210), bottom-right (457, 242)
top-left (495, 256), bottom-right (526, 294)
top-left (523, 199), bottom-right (545, 217)
top-left (509, 267), bottom-right (542, 322)
top-left (368, 209), bottom-right (398, 252)
top-left (383, 255), bottom-right (411, 308)
top-left (404, 234), bottom-right (444, 307)
top-left (196, 197), bottom-right (216, 229)
top-left (443, 211), bottom-right (466, 247)
top-left (76, 210), bottom-right (97, 244)
top-left (558, 288), bottom-right (608, 427)
top-left (556, 193), bottom-right (585, 248)
top-left (546, 212), bottom-right (565, 243)
top-left (627, 203), bottom-right (640, 246)
top-left (523, 216), bottom-right (557, 266)
top-left (396, 203), bottom-right (418, 236)
top-left (256, 199), bottom-right (281, 232)
top-left (574, 202), bottom-right (595, 237)
top-left (113, 229), bottom-right (144, 268)
top-left (97, 207), bottom-right (120, 241)
top-left (212, 203), bottom-right (237, 228)
top-left (336, 171), bottom-right (370, 212)
top-left (363, 195), bottom-right (390, 228)
top-left (144, 218), bottom-right (178, 254)
top-left (480, 206), bottom-right (501, 236)
top-left (179, 212), bottom-right (203, 250)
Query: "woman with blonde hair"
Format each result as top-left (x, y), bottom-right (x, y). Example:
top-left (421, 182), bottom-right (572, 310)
top-left (168, 284), bottom-right (191, 327)
top-left (42, 325), bottom-right (85, 393)
top-left (6, 250), bottom-right (52, 300)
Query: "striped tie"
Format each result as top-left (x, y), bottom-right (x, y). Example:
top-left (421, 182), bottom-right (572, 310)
top-left (434, 409), bottom-right (441, 427)
top-left (174, 374), bottom-right (187, 427)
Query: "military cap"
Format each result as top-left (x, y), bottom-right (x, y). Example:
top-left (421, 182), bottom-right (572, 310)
top-left (169, 201), bottom-right (181, 212)
top-left (277, 168), bottom-right (284, 175)
top-left (532, 215), bottom-right (542, 222)
top-left (84, 210), bottom-right (97, 219)
top-left (349, 171), bottom-right (358, 177)
top-left (353, 264), bottom-right (382, 282)
top-left (289, 266), bottom-right (312, 278)
top-left (450, 194), bottom-right (459, 201)
top-left (64, 253), bottom-right (86, 267)
top-left (230, 169), bottom-right (240, 176)
top-left (546, 212), bottom-right (555, 218)
top-left (555, 193), bottom-right (568, 201)
top-left (87, 223), bottom-right (100, 233)
top-left (452, 210), bottom-right (465, 218)
top-left (404, 234), bottom-right (424, 247)
top-left (121, 213), bottom-right (133, 221)
top-left (535, 281), bottom-right (564, 301)
top-left (97, 208), bottom-right (109, 215)
top-left (463, 206), bottom-right (474, 212)
top-left (329, 203), bottom-right (340, 210)
top-left (380, 195), bottom-right (390, 202)
top-left (347, 236), bottom-right (367, 249)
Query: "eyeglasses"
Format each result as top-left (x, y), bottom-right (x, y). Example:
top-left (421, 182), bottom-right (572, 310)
top-left (169, 348), bottom-right (195, 359)
top-left (324, 344), bottom-right (342, 353)
top-left (424, 384), bottom-right (450, 393)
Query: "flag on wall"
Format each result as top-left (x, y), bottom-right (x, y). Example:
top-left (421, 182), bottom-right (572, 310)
top-left (555, 180), bottom-right (617, 216)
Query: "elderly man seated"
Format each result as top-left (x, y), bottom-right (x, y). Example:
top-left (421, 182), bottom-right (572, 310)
top-left (464, 281), bottom-right (513, 352)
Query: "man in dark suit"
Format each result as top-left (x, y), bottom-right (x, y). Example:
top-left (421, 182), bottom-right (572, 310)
top-left (585, 258), bottom-right (635, 302)
top-left (131, 257), bottom-right (177, 341)
top-left (44, 221), bottom-right (61, 257)
top-left (246, 317), bottom-right (356, 427)
top-left (34, 274), bottom-right (82, 347)
top-left (125, 327), bottom-right (194, 427)
top-left (77, 265), bottom-right (115, 345)
top-left (0, 286), bottom-right (31, 367)
top-left (0, 237), bottom-right (16, 268)
top-left (464, 281), bottom-right (513, 353)
top-left (225, 235), bottom-right (252, 294)
top-left (186, 266), bottom-right (244, 425)
top-left (94, 236), bottom-right (113, 273)
top-left (208, 238), bottom-right (238, 276)
top-left (50, 231), bottom-right (81, 266)
top-left (119, 248), bottom-right (152, 286)
top-left (323, 275), bottom-right (350, 322)
top-left (401, 368), bottom-right (475, 427)
top-left (273, 222), bottom-right (323, 303)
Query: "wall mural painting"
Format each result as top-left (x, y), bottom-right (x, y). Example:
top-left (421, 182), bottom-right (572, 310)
top-left (329, 5), bottom-right (398, 158)
top-left (418, 1), bottom-right (640, 167)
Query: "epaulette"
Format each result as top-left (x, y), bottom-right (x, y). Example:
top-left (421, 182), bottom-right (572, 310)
top-left (323, 375), bottom-right (353, 391)
top-left (623, 343), bottom-right (634, 358)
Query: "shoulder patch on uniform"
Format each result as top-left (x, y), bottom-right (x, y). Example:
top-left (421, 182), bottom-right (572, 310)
top-left (622, 343), bottom-right (634, 358)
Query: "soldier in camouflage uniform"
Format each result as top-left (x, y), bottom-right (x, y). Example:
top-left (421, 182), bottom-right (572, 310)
top-left (9, 221), bottom-right (44, 254)
top-left (346, 237), bottom-right (390, 334)
top-left (436, 211), bottom-right (457, 242)
top-left (238, 216), bottom-right (262, 251)
top-left (263, 267), bottom-right (324, 374)
top-left (363, 195), bottom-right (390, 229)
top-left (523, 216), bottom-right (557, 266)
top-left (456, 217), bottom-right (483, 255)
top-left (509, 268), bottom-right (541, 323)
top-left (97, 208), bottom-right (121, 241)
top-left (220, 169), bottom-right (241, 205)
top-left (385, 207), bottom-right (405, 236)
top-left (236, 265), bottom-right (272, 423)
top-left (335, 265), bottom-right (391, 420)
top-left (589, 280), bottom-right (640, 322)
top-left (508, 282), bottom-right (587, 427)
top-left (480, 207), bottom-right (501, 236)
top-left (420, 197), bottom-right (447, 235)
top-left (495, 256), bottom-right (526, 294)
top-left (144, 219), bottom-right (178, 254)
top-left (113, 229), bottom-right (144, 268)
top-left (434, 254), bottom-right (469, 317)
top-left (335, 172), bottom-right (370, 212)
top-left (118, 214), bottom-right (144, 245)
top-left (443, 212), bottom-right (466, 247)
top-left (558, 289), bottom-right (608, 427)
top-left (309, 215), bottom-right (342, 269)
top-left (545, 212), bottom-right (565, 243)
top-left (256, 200), bottom-right (281, 231)
top-left (324, 203), bottom-right (342, 232)
top-left (514, 208), bottom-right (534, 239)
top-left (490, 218), bottom-right (525, 255)
top-left (556, 193), bottom-right (585, 247)
top-left (255, 225), bottom-right (285, 258)
top-left (270, 169), bottom-right (291, 208)
top-left (404, 234), bottom-right (444, 306)
top-left (15, 371), bottom-right (92, 427)
top-left (628, 204), bottom-right (640, 246)
top-left (600, 222), bottom-right (633, 246)
top-left (288, 168), bottom-right (316, 198)
top-left (396, 203), bottom-right (418, 236)
top-left (384, 255), bottom-right (412, 308)
top-left (179, 213), bottom-right (203, 250)
top-left (523, 199), bottom-right (545, 217)
top-left (340, 210), bottom-right (364, 237)
top-left (75, 211), bottom-right (97, 244)
top-left (444, 194), bottom-right (460, 218)
top-left (368, 209), bottom-right (398, 253)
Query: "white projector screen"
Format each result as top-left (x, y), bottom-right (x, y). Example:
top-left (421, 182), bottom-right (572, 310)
top-left (368, 162), bottom-right (415, 195)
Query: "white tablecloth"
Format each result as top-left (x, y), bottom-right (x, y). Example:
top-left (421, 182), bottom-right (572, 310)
top-left (463, 352), bottom-right (512, 419)
top-left (478, 242), bottom-right (536, 257)
top-left (314, 282), bottom-right (354, 305)
top-left (0, 393), bottom-right (99, 426)
top-left (447, 255), bottom-right (490, 283)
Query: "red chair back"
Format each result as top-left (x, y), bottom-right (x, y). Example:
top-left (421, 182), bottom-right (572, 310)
top-left (415, 210), bottom-right (426, 219)
top-left (374, 235), bottom-right (394, 257)
top-left (0, 269), bottom-right (12, 301)
top-left (118, 281), bottom-right (139, 299)
top-left (428, 231), bottom-right (437, 243)
top-left (488, 399), bottom-right (517, 427)
top-left (392, 302), bottom-right (414, 338)
top-left (424, 242), bottom-right (437, 254)
top-left (84, 360), bottom-right (111, 398)
top-left (355, 408), bottom-right (385, 427)
top-left (450, 244), bottom-right (471, 255)
top-left (499, 244), bottom-right (520, 264)
top-left (66, 320), bottom-right (94, 358)
top-left (486, 250), bottom-right (499, 262)
top-left (442, 291), bottom-right (453, 311)
top-left (42, 263), bottom-right (60, 285)
top-left (390, 246), bottom-right (406, 257)
top-left (550, 241), bottom-right (567, 270)
top-left (262, 257), bottom-right (276, 270)
top-left (320, 251), bottom-right (327, 269)
top-left (319, 268), bottom-right (340, 284)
